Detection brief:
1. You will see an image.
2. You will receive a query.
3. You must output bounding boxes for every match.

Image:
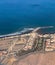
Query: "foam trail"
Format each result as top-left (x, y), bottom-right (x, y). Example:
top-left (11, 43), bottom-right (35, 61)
top-left (0, 26), bottom-right (54, 38)
top-left (0, 28), bottom-right (34, 38)
top-left (20, 28), bottom-right (34, 33)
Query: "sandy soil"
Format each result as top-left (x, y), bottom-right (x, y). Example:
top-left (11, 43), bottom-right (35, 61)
top-left (16, 52), bottom-right (55, 65)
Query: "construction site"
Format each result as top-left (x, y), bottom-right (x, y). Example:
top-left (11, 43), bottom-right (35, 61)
top-left (0, 26), bottom-right (55, 65)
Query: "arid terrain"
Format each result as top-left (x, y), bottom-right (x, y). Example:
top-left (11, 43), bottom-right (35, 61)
top-left (16, 52), bottom-right (55, 65)
top-left (0, 27), bottom-right (55, 65)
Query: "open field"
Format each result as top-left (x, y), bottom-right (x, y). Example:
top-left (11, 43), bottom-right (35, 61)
top-left (15, 52), bottom-right (55, 65)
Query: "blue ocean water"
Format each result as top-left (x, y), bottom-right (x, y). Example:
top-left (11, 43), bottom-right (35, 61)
top-left (0, 0), bottom-right (55, 35)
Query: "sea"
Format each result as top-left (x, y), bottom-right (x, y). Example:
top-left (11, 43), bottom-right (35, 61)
top-left (0, 0), bottom-right (55, 35)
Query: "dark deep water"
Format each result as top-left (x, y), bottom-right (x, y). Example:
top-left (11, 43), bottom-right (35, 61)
top-left (0, 0), bottom-right (55, 35)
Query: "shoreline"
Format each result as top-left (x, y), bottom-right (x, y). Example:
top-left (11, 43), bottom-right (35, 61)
top-left (0, 28), bottom-right (34, 38)
top-left (0, 26), bottom-right (54, 38)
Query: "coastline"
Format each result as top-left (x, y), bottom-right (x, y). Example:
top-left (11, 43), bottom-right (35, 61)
top-left (0, 26), bottom-right (54, 38)
top-left (0, 28), bottom-right (34, 38)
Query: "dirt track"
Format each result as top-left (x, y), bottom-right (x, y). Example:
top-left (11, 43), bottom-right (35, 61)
top-left (16, 52), bottom-right (55, 65)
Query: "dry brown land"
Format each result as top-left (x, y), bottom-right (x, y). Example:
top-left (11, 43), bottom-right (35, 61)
top-left (15, 52), bottom-right (55, 65)
top-left (0, 32), bottom-right (55, 65)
